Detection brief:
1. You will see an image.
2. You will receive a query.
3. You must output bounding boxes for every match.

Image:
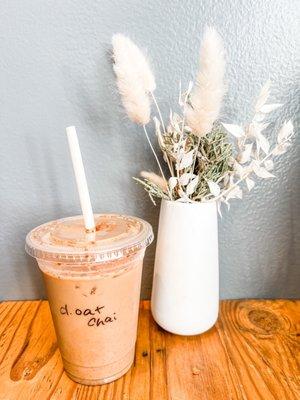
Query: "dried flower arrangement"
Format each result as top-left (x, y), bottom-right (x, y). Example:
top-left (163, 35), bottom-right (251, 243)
top-left (111, 28), bottom-right (294, 211)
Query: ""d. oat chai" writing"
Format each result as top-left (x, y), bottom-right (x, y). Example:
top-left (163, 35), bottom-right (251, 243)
top-left (59, 304), bottom-right (117, 327)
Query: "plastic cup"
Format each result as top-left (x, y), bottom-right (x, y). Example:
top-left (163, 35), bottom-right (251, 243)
top-left (25, 214), bottom-right (153, 385)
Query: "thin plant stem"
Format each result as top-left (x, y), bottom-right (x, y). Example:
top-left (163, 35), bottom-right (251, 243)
top-left (180, 85), bottom-right (192, 135)
top-left (143, 125), bottom-right (173, 200)
top-left (175, 85), bottom-right (193, 194)
top-left (162, 148), bottom-right (174, 177)
top-left (191, 137), bottom-right (201, 175)
top-left (178, 80), bottom-right (182, 105)
top-left (150, 92), bottom-right (174, 176)
top-left (151, 92), bottom-right (166, 133)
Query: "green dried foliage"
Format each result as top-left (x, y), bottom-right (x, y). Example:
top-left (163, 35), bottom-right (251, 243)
top-left (136, 118), bottom-right (233, 202)
top-left (193, 126), bottom-right (233, 200)
top-left (133, 177), bottom-right (169, 205)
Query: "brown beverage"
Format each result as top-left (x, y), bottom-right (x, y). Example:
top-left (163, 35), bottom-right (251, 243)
top-left (26, 214), bottom-right (153, 385)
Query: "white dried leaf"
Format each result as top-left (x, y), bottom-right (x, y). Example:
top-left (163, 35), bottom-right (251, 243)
top-left (153, 116), bottom-right (160, 131)
top-left (183, 81), bottom-right (193, 103)
top-left (186, 176), bottom-right (199, 195)
top-left (256, 132), bottom-right (270, 154)
top-left (178, 80), bottom-right (183, 106)
top-left (167, 124), bottom-right (172, 134)
top-left (179, 138), bottom-right (187, 151)
top-left (187, 81), bottom-right (193, 94)
top-left (273, 142), bottom-right (290, 156)
top-left (264, 159), bottom-right (274, 171)
top-left (222, 123), bottom-right (245, 138)
top-left (245, 178), bottom-right (255, 191)
top-left (179, 173), bottom-right (195, 186)
top-left (255, 80), bottom-right (271, 112)
top-left (172, 122), bottom-right (181, 133)
top-left (217, 201), bottom-right (222, 217)
top-left (223, 173), bottom-right (230, 186)
top-left (247, 123), bottom-right (256, 138)
top-left (238, 144), bottom-right (253, 164)
top-left (172, 112), bottom-right (181, 124)
top-left (253, 163), bottom-right (275, 179)
top-left (168, 177), bottom-right (178, 190)
top-left (153, 116), bottom-right (164, 148)
top-left (180, 81), bottom-right (193, 106)
top-left (251, 145), bottom-right (258, 160)
top-left (207, 180), bottom-right (221, 197)
top-left (178, 150), bottom-right (195, 170)
top-left (177, 189), bottom-right (190, 202)
top-left (253, 112), bottom-right (265, 122)
top-left (260, 103), bottom-right (282, 113)
top-left (247, 122), bottom-right (262, 138)
top-left (224, 199), bottom-right (231, 210)
top-left (234, 160), bottom-right (246, 178)
top-left (249, 122), bottom-right (270, 138)
top-left (172, 142), bottom-right (180, 154)
top-left (237, 137), bottom-right (245, 151)
top-left (226, 186), bottom-right (243, 201)
top-left (277, 120), bottom-right (294, 143)
top-left (260, 122), bottom-right (270, 132)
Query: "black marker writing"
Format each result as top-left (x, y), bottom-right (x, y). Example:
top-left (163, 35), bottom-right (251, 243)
top-left (59, 305), bottom-right (117, 327)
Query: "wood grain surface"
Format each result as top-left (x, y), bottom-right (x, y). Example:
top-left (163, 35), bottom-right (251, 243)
top-left (0, 300), bottom-right (299, 400)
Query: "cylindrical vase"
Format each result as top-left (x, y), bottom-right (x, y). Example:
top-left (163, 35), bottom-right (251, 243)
top-left (151, 199), bottom-right (219, 335)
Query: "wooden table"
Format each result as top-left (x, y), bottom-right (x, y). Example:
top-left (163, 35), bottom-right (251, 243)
top-left (0, 300), bottom-right (299, 399)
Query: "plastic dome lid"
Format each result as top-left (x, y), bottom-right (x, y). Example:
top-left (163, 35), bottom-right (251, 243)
top-left (25, 214), bottom-right (153, 264)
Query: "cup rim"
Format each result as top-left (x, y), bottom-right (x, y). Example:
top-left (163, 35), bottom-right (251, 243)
top-left (25, 213), bottom-right (154, 265)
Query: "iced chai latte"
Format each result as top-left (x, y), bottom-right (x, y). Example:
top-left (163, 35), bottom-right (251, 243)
top-left (26, 214), bottom-right (153, 385)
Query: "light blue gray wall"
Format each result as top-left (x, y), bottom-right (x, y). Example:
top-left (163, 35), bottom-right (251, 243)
top-left (0, 0), bottom-right (299, 300)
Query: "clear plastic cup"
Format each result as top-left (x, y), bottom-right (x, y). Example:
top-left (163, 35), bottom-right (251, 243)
top-left (25, 214), bottom-right (153, 385)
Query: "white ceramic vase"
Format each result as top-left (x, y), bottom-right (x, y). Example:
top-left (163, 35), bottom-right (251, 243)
top-left (151, 199), bottom-right (219, 335)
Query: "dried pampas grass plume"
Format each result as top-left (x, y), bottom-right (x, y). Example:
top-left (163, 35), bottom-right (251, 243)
top-left (112, 34), bottom-right (156, 125)
top-left (140, 171), bottom-right (168, 192)
top-left (186, 27), bottom-right (226, 137)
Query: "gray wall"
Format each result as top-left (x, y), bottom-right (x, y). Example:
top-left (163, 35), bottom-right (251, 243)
top-left (0, 0), bottom-right (299, 300)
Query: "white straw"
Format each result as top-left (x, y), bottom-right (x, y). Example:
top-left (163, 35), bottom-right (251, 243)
top-left (66, 126), bottom-right (95, 231)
